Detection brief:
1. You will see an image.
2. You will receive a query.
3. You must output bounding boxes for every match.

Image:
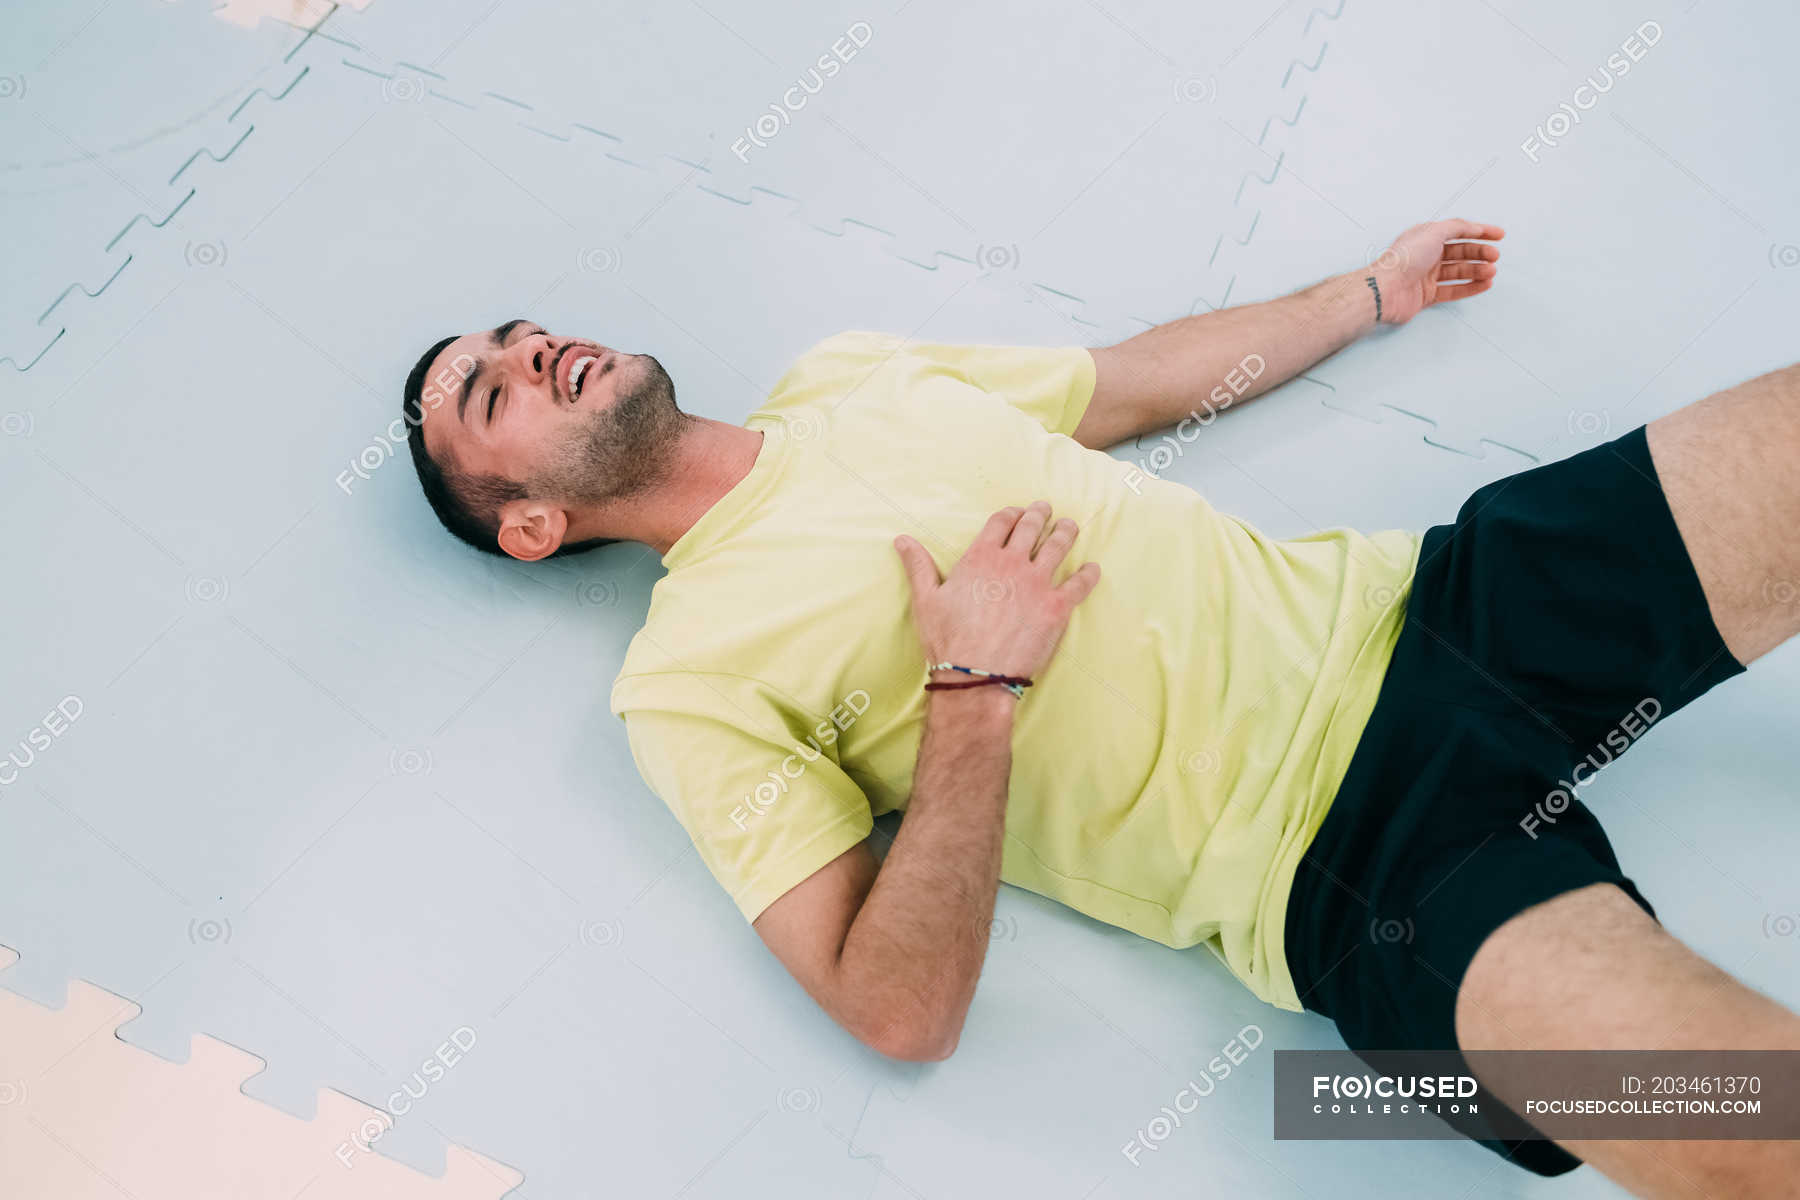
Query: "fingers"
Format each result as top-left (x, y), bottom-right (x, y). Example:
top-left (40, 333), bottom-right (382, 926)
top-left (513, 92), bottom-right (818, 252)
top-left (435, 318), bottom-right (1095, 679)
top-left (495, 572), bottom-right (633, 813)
top-left (1439, 218), bottom-right (1506, 242)
top-left (1433, 261), bottom-right (1498, 284)
top-left (1058, 561), bottom-right (1102, 606)
top-left (1442, 242), bottom-right (1500, 263)
top-left (1435, 275), bottom-right (1496, 298)
top-left (964, 501), bottom-right (1085, 573)
top-left (1034, 517), bottom-right (1079, 571)
top-left (1436, 278), bottom-right (1495, 302)
top-left (1005, 500), bottom-right (1051, 552)
top-left (893, 534), bottom-right (941, 600)
top-left (975, 506), bottom-right (1025, 550)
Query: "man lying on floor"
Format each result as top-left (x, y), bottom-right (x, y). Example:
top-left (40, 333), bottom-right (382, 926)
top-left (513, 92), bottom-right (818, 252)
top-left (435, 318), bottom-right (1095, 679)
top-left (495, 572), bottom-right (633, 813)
top-left (402, 219), bottom-right (1800, 1195)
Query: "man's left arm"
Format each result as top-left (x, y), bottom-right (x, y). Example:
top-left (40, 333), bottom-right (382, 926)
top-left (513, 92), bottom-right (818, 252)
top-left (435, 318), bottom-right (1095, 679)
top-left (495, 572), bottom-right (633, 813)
top-left (1073, 219), bottom-right (1505, 450)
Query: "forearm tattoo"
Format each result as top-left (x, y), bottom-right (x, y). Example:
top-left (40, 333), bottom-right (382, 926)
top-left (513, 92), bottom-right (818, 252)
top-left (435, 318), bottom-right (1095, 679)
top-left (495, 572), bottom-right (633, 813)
top-left (1364, 275), bottom-right (1383, 323)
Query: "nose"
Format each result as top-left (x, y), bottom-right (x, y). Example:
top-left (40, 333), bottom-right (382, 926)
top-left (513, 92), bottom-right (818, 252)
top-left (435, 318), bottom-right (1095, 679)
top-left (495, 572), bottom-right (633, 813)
top-left (507, 331), bottom-right (547, 377)
top-left (502, 332), bottom-right (557, 389)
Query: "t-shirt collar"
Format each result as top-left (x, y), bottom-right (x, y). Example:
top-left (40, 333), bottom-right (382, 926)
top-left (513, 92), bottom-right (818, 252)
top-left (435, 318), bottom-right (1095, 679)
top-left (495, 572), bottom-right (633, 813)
top-left (660, 416), bottom-right (788, 570)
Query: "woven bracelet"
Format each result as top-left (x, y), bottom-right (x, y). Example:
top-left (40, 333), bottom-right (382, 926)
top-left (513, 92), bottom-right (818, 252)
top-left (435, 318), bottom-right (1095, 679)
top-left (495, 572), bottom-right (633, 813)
top-left (924, 662), bottom-right (1032, 699)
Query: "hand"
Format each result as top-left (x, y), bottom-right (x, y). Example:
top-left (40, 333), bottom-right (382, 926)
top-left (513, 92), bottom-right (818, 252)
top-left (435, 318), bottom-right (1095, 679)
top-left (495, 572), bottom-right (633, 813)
top-left (1367, 219), bottom-right (1505, 326)
top-left (894, 502), bottom-right (1101, 686)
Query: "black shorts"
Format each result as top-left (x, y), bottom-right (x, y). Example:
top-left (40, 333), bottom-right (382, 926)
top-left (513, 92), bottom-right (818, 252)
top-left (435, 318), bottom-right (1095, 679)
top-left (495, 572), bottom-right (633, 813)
top-left (1282, 424), bottom-right (1745, 1176)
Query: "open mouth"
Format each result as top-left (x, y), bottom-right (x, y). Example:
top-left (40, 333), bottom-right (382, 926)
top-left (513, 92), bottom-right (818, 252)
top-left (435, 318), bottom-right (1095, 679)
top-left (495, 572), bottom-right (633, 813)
top-left (559, 343), bottom-right (610, 403)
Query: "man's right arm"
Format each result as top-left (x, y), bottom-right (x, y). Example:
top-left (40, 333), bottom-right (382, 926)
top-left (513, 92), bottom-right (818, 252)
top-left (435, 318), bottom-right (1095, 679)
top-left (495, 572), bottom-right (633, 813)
top-left (753, 686), bottom-right (1014, 1060)
top-left (753, 501), bottom-right (1100, 1061)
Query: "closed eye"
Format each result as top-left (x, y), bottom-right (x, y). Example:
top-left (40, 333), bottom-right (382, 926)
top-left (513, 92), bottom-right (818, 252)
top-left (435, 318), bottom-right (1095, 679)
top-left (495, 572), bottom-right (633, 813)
top-left (476, 321), bottom-right (540, 427)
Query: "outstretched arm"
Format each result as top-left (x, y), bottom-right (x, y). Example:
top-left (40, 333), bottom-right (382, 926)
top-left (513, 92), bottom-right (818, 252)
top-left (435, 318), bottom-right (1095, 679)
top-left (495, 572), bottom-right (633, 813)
top-left (1072, 219), bottom-right (1505, 450)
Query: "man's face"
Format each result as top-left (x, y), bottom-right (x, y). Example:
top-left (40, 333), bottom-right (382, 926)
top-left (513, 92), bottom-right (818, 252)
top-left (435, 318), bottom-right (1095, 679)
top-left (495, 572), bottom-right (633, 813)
top-left (419, 318), bottom-right (682, 515)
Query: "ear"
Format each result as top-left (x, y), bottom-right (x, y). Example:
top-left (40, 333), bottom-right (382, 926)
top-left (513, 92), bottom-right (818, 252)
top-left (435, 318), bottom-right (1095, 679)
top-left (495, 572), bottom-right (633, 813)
top-left (496, 500), bottom-right (570, 562)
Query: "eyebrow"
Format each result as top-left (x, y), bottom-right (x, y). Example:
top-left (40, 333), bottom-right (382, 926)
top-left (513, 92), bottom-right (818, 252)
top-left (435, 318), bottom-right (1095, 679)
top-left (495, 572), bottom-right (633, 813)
top-left (456, 318), bottom-right (532, 425)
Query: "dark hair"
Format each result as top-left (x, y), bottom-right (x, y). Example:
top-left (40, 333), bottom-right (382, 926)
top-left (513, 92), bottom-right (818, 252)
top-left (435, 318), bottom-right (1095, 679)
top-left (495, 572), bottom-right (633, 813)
top-left (402, 334), bottom-right (614, 558)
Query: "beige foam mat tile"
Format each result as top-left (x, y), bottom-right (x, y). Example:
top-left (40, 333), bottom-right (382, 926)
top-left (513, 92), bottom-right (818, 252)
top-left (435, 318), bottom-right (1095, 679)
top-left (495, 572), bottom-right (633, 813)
top-left (208, 0), bottom-right (376, 30)
top-left (0, 945), bottom-right (521, 1200)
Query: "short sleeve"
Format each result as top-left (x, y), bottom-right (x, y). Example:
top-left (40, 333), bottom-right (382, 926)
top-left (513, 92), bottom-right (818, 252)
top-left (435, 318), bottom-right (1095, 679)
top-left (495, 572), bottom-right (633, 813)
top-left (779, 331), bottom-right (1097, 437)
top-left (620, 704), bottom-right (874, 924)
top-left (898, 340), bottom-right (1098, 436)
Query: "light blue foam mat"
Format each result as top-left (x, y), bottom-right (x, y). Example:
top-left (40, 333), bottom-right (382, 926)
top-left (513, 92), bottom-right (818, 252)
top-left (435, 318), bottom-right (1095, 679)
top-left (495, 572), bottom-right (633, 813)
top-left (1279, 0), bottom-right (1800, 461)
top-left (0, 0), bottom-right (319, 367)
top-left (4, 1), bottom-right (1798, 1197)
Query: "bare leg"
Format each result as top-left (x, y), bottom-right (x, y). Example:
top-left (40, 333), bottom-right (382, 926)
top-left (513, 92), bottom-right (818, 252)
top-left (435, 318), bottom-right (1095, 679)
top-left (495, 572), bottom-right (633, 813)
top-left (1456, 884), bottom-right (1800, 1197)
top-left (1647, 363), bottom-right (1800, 664)
top-left (1446, 372), bottom-right (1800, 1193)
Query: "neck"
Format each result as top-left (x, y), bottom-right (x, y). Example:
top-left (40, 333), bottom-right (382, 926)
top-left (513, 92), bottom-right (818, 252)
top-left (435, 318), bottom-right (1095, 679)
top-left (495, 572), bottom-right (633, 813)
top-left (568, 417), bottom-right (764, 557)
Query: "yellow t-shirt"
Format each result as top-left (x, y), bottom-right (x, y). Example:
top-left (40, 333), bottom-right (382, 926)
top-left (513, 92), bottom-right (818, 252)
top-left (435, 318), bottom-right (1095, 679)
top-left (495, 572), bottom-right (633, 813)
top-left (610, 332), bottom-right (1421, 1011)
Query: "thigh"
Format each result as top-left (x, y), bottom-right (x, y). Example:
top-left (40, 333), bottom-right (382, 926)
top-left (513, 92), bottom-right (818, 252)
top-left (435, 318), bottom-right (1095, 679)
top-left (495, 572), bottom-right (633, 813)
top-left (1410, 423), bottom-right (1743, 753)
top-left (1648, 363), bottom-right (1800, 664)
top-left (1286, 696), bottom-right (1658, 1175)
top-left (1458, 883), bottom-right (1800, 1197)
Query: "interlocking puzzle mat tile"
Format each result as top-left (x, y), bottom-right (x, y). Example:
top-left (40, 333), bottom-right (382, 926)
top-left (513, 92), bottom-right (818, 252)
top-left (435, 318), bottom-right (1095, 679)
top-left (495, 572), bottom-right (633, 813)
top-left (0, 945), bottom-right (522, 1198)
top-left (423, 0), bottom-right (832, 168)
top-left (293, 0), bottom-right (1350, 354)
top-left (4, 0), bottom-right (1346, 389)
top-left (839, 888), bottom-right (1483, 1200)
top-left (1279, 1), bottom-right (1800, 461)
top-left (299, 0), bottom-right (528, 74)
top-left (0, 0), bottom-right (315, 365)
top-left (686, 0), bottom-right (1274, 259)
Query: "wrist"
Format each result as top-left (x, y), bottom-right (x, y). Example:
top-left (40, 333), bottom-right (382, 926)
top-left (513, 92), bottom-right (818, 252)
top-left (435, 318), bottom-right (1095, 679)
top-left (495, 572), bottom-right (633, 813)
top-left (1311, 270), bottom-right (1382, 337)
top-left (926, 662), bottom-right (1029, 690)
top-left (925, 683), bottom-right (1019, 726)
top-left (1346, 265), bottom-right (1382, 327)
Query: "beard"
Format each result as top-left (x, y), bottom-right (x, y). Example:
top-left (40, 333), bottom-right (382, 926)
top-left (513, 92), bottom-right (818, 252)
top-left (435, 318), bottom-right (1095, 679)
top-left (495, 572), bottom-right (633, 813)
top-left (527, 353), bottom-right (686, 506)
